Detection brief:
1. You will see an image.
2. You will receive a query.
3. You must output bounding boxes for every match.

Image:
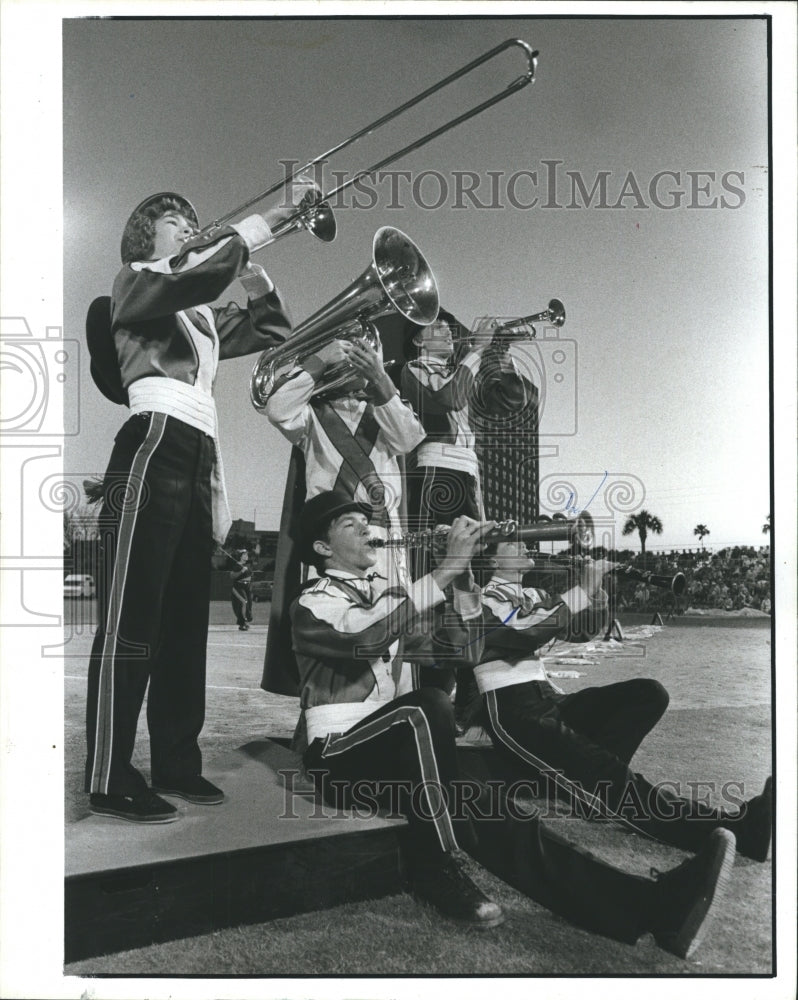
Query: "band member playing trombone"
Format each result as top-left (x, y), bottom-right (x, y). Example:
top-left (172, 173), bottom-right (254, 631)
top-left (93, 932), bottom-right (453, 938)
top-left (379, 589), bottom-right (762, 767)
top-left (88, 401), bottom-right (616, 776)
top-left (289, 491), bottom-right (739, 958)
top-left (84, 179), bottom-right (313, 823)
top-left (464, 538), bottom-right (773, 862)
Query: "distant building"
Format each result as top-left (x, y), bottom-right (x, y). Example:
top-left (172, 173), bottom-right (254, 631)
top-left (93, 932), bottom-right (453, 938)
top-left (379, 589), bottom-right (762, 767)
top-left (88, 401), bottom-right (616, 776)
top-left (474, 378), bottom-right (540, 523)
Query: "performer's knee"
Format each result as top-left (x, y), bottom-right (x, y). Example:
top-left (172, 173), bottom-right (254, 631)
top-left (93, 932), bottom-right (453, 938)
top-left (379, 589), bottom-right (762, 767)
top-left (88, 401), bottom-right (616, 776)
top-left (413, 687), bottom-right (456, 732)
top-left (642, 679), bottom-right (670, 716)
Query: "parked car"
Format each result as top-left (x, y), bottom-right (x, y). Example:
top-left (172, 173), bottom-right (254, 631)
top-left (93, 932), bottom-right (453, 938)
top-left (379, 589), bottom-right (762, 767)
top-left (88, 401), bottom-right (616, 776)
top-left (251, 571), bottom-right (273, 602)
top-left (64, 574), bottom-right (96, 599)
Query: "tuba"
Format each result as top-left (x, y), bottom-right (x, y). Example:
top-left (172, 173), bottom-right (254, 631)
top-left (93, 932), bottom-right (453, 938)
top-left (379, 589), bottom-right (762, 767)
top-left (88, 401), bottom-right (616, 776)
top-left (251, 227), bottom-right (439, 409)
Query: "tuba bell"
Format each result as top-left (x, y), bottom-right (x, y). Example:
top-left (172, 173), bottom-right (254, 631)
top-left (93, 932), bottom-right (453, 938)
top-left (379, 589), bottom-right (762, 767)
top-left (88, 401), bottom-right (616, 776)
top-left (250, 227), bottom-right (439, 409)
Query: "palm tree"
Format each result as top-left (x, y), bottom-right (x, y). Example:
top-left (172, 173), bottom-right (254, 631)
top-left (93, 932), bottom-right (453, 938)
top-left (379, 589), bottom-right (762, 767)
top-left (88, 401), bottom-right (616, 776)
top-left (693, 524), bottom-right (710, 549)
top-left (762, 514), bottom-right (771, 534)
top-left (621, 510), bottom-right (663, 560)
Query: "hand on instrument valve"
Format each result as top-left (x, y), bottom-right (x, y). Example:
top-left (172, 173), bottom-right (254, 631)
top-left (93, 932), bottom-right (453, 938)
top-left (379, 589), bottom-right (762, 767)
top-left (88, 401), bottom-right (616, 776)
top-left (577, 557), bottom-right (616, 600)
top-left (311, 339), bottom-right (350, 368)
top-left (469, 316), bottom-right (501, 349)
top-left (345, 340), bottom-right (395, 403)
top-left (433, 517), bottom-right (497, 593)
top-left (263, 174), bottom-right (319, 232)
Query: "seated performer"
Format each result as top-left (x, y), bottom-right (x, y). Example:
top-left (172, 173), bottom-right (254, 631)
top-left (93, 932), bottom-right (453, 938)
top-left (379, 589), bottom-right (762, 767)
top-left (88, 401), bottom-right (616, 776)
top-left (84, 179), bottom-right (314, 823)
top-left (289, 489), bottom-right (739, 958)
top-left (465, 538), bottom-right (773, 861)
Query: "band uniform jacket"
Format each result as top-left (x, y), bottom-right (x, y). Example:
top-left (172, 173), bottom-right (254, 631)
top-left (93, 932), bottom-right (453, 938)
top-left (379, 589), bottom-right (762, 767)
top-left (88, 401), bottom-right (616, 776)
top-left (111, 220), bottom-right (292, 389)
top-left (290, 569), bottom-right (484, 751)
top-left (473, 577), bottom-right (608, 696)
top-left (264, 359), bottom-right (425, 532)
top-left (401, 345), bottom-right (529, 478)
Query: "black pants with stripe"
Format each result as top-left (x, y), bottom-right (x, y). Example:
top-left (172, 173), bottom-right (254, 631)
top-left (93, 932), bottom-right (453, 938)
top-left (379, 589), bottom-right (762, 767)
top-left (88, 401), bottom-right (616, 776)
top-left (483, 678), bottom-right (734, 851)
top-left (304, 688), bottom-right (671, 944)
top-left (84, 412), bottom-right (214, 797)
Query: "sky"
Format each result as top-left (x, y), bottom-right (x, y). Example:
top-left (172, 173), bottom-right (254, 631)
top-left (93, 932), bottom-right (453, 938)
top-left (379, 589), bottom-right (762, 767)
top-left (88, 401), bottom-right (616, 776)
top-left (58, 14), bottom-right (775, 552)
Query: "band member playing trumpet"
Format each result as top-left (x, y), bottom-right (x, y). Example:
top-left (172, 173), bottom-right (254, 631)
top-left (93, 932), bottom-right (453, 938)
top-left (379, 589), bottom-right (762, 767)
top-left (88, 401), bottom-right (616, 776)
top-left (401, 309), bottom-right (533, 716)
top-left (84, 179), bottom-right (313, 823)
top-left (290, 491), bottom-right (738, 957)
top-left (464, 539), bottom-right (773, 861)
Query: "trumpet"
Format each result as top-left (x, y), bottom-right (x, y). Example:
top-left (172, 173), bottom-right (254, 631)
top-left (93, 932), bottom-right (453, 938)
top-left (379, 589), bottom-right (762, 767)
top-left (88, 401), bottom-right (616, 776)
top-left (368, 512), bottom-right (595, 551)
top-left (491, 298), bottom-right (567, 344)
top-left (192, 39), bottom-right (538, 248)
top-left (251, 226), bottom-right (438, 409)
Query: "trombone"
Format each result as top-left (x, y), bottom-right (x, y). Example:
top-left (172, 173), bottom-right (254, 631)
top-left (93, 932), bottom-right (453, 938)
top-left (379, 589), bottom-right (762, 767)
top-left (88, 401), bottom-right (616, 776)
top-left (196, 38), bottom-right (539, 245)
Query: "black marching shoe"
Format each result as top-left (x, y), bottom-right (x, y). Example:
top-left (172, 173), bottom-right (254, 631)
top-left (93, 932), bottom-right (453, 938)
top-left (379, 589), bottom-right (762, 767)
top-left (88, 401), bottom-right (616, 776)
top-left (89, 790), bottom-right (179, 823)
top-left (651, 828), bottom-right (736, 959)
top-left (151, 775), bottom-right (225, 804)
top-left (410, 852), bottom-right (505, 929)
top-left (722, 776), bottom-right (772, 862)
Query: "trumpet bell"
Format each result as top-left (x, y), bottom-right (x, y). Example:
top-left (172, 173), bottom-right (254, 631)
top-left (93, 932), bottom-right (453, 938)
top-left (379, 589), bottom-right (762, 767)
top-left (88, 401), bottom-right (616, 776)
top-left (546, 298), bottom-right (566, 327)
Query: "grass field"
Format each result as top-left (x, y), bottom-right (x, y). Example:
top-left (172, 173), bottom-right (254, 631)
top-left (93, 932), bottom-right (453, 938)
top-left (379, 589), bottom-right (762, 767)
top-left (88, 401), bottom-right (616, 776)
top-left (63, 602), bottom-right (773, 978)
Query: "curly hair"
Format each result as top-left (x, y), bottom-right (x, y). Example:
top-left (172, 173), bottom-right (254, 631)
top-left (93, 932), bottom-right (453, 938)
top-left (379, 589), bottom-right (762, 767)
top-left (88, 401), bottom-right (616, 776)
top-left (120, 193), bottom-right (198, 264)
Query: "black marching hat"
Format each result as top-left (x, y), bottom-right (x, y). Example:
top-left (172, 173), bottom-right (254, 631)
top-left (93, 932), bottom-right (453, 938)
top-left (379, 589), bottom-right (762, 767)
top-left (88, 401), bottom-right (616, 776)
top-left (85, 296), bottom-right (127, 405)
top-left (294, 491), bottom-right (374, 563)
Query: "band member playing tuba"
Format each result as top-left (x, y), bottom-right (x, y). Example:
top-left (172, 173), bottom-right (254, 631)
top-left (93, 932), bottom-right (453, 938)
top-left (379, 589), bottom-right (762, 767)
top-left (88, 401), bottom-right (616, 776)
top-left (84, 179), bottom-right (313, 823)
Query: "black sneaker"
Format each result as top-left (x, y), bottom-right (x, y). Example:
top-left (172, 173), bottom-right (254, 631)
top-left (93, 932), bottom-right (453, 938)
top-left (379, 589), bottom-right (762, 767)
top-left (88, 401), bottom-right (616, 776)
top-left (89, 790), bottom-right (179, 823)
top-left (723, 776), bottom-right (772, 862)
top-left (410, 852), bottom-right (505, 929)
top-left (151, 775), bottom-right (224, 804)
top-left (652, 828), bottom-right (736, 959)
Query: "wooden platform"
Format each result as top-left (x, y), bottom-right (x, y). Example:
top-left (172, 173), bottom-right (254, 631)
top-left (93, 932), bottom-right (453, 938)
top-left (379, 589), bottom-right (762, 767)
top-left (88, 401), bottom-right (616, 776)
top-left (65, 740), bottom-right (405, 961)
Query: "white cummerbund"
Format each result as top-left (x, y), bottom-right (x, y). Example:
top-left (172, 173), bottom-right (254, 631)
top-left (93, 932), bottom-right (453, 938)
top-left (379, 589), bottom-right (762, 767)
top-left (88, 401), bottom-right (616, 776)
top-left (473, 657), bottom-right (548, 695)
top-left (128, 376), bottom-right (217, 438)
top-left (305, 702), bottom-right (384, 743)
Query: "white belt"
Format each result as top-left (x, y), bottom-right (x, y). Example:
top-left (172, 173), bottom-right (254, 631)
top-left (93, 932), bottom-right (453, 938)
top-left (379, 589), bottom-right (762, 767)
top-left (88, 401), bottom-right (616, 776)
top-left (473, 657), bottom-right (548, 695)
top-left (305, 702), bottom-right (385, 743)
top-left (414, 442), bottom-right (479, 477)
top-left (128, 377), bottom-right (232, 544)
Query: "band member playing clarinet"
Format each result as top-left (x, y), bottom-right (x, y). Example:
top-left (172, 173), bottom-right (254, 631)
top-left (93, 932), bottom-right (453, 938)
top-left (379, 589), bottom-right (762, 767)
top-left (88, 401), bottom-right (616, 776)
top-left (84, 178), bottom-right (314, 824)
top-left (463, 539), bottom-right (773, 862)
top-left (289, 491), bottom-right (740, 957)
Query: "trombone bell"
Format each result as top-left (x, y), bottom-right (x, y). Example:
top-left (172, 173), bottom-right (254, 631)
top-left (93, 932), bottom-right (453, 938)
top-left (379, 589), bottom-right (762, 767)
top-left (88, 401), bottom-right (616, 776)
top-left (268, 183), bottom-right (337, 244)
